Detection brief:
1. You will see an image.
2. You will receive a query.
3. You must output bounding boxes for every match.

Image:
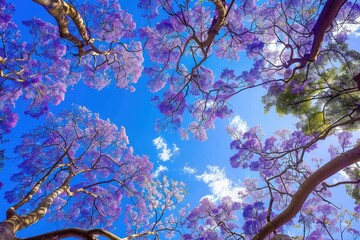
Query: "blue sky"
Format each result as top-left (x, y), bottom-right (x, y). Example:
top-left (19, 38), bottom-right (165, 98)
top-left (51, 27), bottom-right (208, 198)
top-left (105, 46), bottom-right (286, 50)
top-left (1, 0), bottom-right (360, 239)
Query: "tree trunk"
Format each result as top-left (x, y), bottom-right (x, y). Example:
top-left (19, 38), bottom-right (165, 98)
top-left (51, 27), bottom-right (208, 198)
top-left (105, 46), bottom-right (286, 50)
top-left (0, 183), bottom-right (70, 239)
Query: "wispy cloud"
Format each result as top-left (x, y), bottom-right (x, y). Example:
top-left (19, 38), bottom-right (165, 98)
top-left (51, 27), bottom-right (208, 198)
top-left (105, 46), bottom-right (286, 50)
top-left (172, 144), bottom-right (180, 154)
top-left (332, 163), bottom-right (359, 184)
top-left (153, 165), bottom-right (168, 178)
top-left (153, 136), bottom-right (180, 161)
top-left (196, 165), bottom-right (246, 202)
top-left (343, 16), bottom-right (360, 38)
top-left (226, 115), bottom-right (248, 139)
top-left (183, 165), bottom-right (197, 175)
top-left (332, 169), bottom-right (351, 184)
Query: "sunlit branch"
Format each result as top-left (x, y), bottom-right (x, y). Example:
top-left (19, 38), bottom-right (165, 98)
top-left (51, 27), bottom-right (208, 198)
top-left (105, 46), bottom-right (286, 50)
top-left (201, 0), bottom-right (232, 48)
top-left (5, 176), bottom-right (72, 233)
top-left (31, 0), bottom-right (105, 56)
top-left (32, 0), bottom-right (90, 45)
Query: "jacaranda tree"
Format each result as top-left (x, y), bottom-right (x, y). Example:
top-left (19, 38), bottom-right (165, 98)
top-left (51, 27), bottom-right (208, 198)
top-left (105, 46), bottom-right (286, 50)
top-left (0, 105), bottom-right (186, 239)
top-left (0, 0), bottom-right (143, 133)
top-left (1, 0), bottom-right (360, 239)
top-left (140, 0), bottom-right (360, 141)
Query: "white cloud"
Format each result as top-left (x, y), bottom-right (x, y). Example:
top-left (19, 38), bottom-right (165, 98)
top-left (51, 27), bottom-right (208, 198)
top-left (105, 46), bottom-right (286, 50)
top-left (343, 16), bottom-right (360, 38)
top-left (172, 143), bottom-right (180, 154)
top-left (183, 165), bottom-right (197, 175)
top-left (153, 165), bottom-right (168, 178)
top-left (331, 164), bottom-right (360, 184)
top-left (196, 165), bottom-right (246, 202)
top-left (332, 170), bottom-right (349, 184)
top-left (226, 115), bottom-right (248, 139)
top-left (153, 136), bottom-right (180, 161)
top-left (332, 163), bottom-right (359, 184)
top-left (266, 39), bottom-right (283, 53)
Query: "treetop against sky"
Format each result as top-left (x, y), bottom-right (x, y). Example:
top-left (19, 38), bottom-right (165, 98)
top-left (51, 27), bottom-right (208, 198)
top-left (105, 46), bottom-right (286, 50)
top-left (0, 0), bottom-right (360, 239)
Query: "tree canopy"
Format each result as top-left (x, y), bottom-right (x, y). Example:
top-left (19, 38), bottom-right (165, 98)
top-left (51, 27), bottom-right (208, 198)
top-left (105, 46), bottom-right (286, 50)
top-left (0, 0), bottom-right (360, 239)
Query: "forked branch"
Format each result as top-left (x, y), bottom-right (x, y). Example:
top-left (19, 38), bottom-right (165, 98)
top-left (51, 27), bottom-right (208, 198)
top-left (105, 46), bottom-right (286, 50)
top-left (32, 0), bottom-right (93, 55)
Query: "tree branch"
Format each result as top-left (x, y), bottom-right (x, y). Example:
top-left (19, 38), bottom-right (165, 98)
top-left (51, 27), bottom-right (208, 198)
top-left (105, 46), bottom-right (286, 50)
top-left (322, 178), bottom-right (360, 188)
top-left (4, 175), bottom-right (73, 234)
top-left (285, 0), bottom-right (346, 72)
top-left (253, 144), bottom-right (360, 240)
top-left (306, 0), bottom-right (347, 62)
top-left (22, 228), bottom-right (121, 240)
top-left (32, 0), bottom-right (92, 54)
top-left (201, 0), bottom-right (229, 48)
top-left (21, 228), bottom-right (157, 240)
